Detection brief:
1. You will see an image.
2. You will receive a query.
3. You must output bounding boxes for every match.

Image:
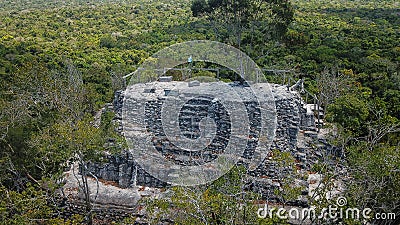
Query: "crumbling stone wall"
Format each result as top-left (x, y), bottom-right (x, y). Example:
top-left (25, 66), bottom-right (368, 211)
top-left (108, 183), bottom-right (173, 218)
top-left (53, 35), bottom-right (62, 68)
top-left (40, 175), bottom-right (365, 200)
top-left (86, 82), bottom-right (324, 191)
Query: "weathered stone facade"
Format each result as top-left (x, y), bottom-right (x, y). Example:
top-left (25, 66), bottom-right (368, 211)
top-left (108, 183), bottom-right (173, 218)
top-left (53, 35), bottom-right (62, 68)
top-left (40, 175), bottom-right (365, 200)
top-left (58, 80), bottom-right (344, 224)
top-left (85, 81), bottom-right (334, 196)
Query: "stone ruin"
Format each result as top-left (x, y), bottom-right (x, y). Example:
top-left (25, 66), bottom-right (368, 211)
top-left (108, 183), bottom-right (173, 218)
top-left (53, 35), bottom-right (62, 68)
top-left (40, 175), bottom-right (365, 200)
top-left (60, 79), bottom-right (343, 220)
top-left (86, 80), bottom-right (338, 193)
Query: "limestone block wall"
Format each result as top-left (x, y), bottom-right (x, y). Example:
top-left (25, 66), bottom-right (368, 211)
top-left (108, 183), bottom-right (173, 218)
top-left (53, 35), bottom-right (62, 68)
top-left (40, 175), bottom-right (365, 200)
top-left (86, 82), bottom-right (327, 193)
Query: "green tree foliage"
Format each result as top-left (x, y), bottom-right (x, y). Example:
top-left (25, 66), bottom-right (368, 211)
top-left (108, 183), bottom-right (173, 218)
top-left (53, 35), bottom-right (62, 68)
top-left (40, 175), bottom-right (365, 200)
top-left (0, 183), bottom-right (85, 224)
top-left (143, 165), bottom-right (288, 224)
top-left (347, 144), bottom-right (400, 216)
top-left (191, 0), bottom-right (294, 49)
top-left (326, 94), bottom-right (370, 135)
top-left (0, 48), bottom-right (123, 223)
top-left (325, 78), bottom-right (400, 224)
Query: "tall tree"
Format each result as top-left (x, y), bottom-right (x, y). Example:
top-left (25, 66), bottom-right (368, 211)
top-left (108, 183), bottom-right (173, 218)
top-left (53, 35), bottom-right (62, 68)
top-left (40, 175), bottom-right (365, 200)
top-left (191, 0), bottom-right (294, 50)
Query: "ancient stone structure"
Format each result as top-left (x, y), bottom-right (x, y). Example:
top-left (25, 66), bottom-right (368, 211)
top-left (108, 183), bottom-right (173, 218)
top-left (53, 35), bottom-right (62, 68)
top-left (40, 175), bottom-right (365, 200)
top-left (57, 79), bottom-right (345, 224)
top-left (84, 80), bottom-right (338, 200)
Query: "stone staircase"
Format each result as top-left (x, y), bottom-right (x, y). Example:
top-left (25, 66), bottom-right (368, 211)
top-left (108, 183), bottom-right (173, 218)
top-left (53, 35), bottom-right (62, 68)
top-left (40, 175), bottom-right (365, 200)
top-left (300, 101), bottom-right (325, 132)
